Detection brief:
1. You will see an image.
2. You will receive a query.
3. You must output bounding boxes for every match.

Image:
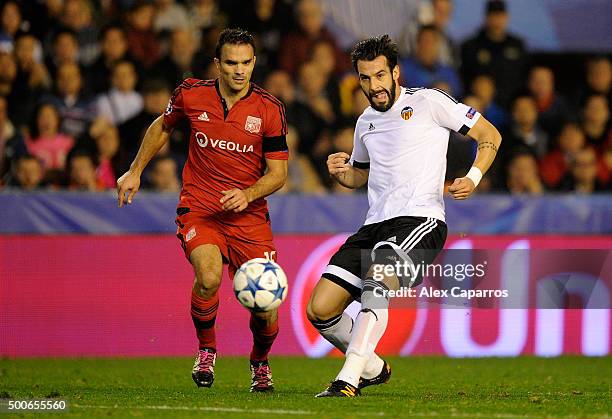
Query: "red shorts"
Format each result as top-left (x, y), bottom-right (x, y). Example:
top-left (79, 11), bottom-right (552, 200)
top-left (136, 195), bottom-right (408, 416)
top-left (175, 209), bottom-right (276, 277)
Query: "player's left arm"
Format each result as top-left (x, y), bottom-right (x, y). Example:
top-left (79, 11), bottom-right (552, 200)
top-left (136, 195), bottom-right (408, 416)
top-left (448, 116), bottom-right (502, 200)
top-left (220, 158), bottom-right (288, 212)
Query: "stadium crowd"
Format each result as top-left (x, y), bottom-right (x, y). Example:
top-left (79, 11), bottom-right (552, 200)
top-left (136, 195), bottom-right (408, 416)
top-left (0, 0), bottom-right (610, 194)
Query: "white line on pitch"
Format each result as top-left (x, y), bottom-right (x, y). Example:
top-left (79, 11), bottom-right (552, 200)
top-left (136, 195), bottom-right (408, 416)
top-left (71, 404), bottom-right (609, 418)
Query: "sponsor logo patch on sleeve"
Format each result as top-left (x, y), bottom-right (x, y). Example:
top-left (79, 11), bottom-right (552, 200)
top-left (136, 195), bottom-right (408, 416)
top-left (186, 227), bottom-right (196, 242)
top-left (466, 107), bottom-right (477, 119)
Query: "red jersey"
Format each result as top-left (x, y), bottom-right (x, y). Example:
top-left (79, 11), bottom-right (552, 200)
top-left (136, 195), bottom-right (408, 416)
top-left (163, 78), bottom-right (288, 226)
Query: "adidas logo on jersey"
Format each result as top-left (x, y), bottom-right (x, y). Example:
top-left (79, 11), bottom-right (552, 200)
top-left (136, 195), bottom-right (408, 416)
top-left (198, 112), bottom-right (210, 121)
top-left (387, 236), bottom-right (397, 243)
top-left (368, 123), bottom-right (375, 131)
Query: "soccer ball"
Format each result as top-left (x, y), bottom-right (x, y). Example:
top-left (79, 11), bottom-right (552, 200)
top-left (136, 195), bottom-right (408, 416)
top-left (233, 258), bottom-right (288, 312)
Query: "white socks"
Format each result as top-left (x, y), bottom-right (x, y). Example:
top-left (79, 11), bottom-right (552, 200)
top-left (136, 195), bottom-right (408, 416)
top-left (310, 312), bottom-right (384, 379)
top-left (336, 277), bottom-right (391, 387)
top-left (336, 308), bottom-right (388, 387)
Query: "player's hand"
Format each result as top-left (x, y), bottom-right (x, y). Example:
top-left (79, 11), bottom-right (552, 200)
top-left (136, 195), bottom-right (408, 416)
top-left (220, 188), bottom-right (249, 213)
top-left (116, 170), bottom-right (141, 207)
top-left (327, 152), bottom-right (351, 177)
top-left (448, 177), bottom-right (475, 200)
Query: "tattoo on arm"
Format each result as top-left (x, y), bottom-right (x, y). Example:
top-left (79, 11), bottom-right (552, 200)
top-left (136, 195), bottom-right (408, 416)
top-left (477, 141), bottom-right (498, 153)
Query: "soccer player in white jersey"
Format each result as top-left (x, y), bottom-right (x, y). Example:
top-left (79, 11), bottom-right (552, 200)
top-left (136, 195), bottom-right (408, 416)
top-left (307, 35), bottom-right (502, 397)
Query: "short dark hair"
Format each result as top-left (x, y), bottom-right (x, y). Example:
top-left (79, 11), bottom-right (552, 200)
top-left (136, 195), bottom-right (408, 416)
top-left (29, 102), bottom-right (61, 139)
top-left (53, 29), bottom-right (77, 44)
top-left (100, 23), bottom-right (126, 40)
top-left (350, 34), bottom-right (399, 72)
top-left (215, 28), bottom-right (256, 59)
top-left (141, 78), bottom-right (169, 94)
top-left (66, 148), bottom-right (98, 174)
top-left (417, 24), bottom-right (439, 40)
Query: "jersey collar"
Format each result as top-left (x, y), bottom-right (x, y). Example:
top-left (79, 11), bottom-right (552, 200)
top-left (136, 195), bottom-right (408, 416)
top-left (370, 86), bottom-right (407, 115)
top-left (214, 78), bottom-right (254, 102)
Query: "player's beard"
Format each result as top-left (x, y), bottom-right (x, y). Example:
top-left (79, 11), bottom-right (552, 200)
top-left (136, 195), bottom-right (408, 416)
top-left (365, 81), bottom-right (396, 112)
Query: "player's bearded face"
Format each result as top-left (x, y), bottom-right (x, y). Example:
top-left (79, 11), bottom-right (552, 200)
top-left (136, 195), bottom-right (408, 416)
top-left (216, 44), bottom-right (256, 93)
top-left (358, 57), bottom-right (399, 112)
top-left (365, 78), bottom-right (396, 112)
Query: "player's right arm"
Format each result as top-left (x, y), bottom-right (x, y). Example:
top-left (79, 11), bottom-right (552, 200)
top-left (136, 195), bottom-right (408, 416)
top-left (327, 152), bottom-right (369, 189)
top-left (116, 115), bottom-right (170, 207)
top-left (328, 119), bottom-right (370, 189)
top-left (117, 80), bottom-right (188, 207)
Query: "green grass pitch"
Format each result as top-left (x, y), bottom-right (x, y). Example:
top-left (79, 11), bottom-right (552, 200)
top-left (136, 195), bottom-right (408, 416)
top-left (1, 356), bottom-right (610, 418)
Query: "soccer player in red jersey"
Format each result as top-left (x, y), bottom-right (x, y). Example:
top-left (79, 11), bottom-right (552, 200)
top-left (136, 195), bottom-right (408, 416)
top-left (116, 29), bottom-right (288, 392)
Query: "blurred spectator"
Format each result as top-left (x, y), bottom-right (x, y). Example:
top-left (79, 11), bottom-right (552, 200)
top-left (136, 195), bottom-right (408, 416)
top-left (7, 154), bottom-right (44, 190)
top-left (66, 148), bottom-right (101, 191)
top-left (278, 125), bottom-right (325, 194)
top-left (87, 24), bottom-right (136, 94)
top-left (605, 143), bottom-right (612, 169)
top-left (400, 25), bottom-right (462, 97)
top-left (331, 124), bottom-right (353, 154)
top-left (97, 60), bottom-right (143, 125)
top-left (46, 30), bottom-right (80, 79)
top-left (75, 117), bottom-right (128, 189)
top-left (35, 0), bottom-right (64, 41)
top-left (0, 95), bottom-right (26, 182)
top-left (460, 0), bottom-right (526, 107)
top-left (558, 147), bottom-right (608, 193)
top-left (581, 94), bottom-right (611, 152)
top-left (232, 0), bottom-right (294, 70)
top-left (13, 34), bottom-right (50, 89)
top-left (126, 1), bottom-right (161, 68)
top-left (278, 0), bottom-right (350, 78)
top-left (350, 84), bottom-right (370, 119)
top-left (188, 0), bottom-right (227, 43)
top-left (9, 34), bottom-right (51, 127)
top-left (153, 0), bottom-right (190, 34)
top-left (264, 69), bottom-right (326, 157)
top-left (147, 155), bottom-right (180, 192)
top-left (119, 78), bottom-right (170, 156)
top-left (505, 149), bottom-right (544, 195)
top-left (0, 52), bottom-right (17, 97)
top-left (328, 124), bottom-right (357, 193)
top-left (429, 0), bottom-right (458, 67)
top-left (462, 94), bottom-right (484, 115)
top-left (0, 1), bottom-right (23, 52)
top-left (431, 80), bottom-right (453, 95)
top-left (539, 122), bottom-right (586, 189)
top-left (470, 74), bottom-right (508, 131)
top-left (45, 62), bottom-right (96, 137)
top-left (202, 61), bottom-right (218, 79)
top-left (527, 66), bottom-right (571, 139)
top-left (576, 56), bottom-right (611, 106)
top-left (399, 0), bottom-right (458, 68)
top-left (154, 28), bottom-right (199, 88)
top-left (25, 102), bottom-right (73, 173)
top-left (61, 0), bottom-right (100, 66)
top-left (505, 95), bottom-right (548, 158)
top-left (309, 41), bottom-right (342, 117)
top-left (297, 61), bottom-right (336, 125)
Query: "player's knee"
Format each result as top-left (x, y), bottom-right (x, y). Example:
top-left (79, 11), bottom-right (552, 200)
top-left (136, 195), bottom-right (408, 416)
top-left (306, 296), bottom-right (340, 323)
top-left (194, 269), bottom-right (221, 295)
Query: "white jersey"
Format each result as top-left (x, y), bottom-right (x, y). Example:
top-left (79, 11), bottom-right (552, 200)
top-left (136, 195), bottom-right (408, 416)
top-left (350, 87), bottom-right (481, 225)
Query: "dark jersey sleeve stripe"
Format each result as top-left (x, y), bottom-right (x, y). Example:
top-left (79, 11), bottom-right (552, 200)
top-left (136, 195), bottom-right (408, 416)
top-left (254, 86), bottom-right (288, 135)
top-left (458, 124), bottom-right (470, 135)
top-left (430, 88), bottom-right (458, 104)
top-left (263, 135), bottom-right (288, 153)
top-left (352, 161), bottom-right (370, 169)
